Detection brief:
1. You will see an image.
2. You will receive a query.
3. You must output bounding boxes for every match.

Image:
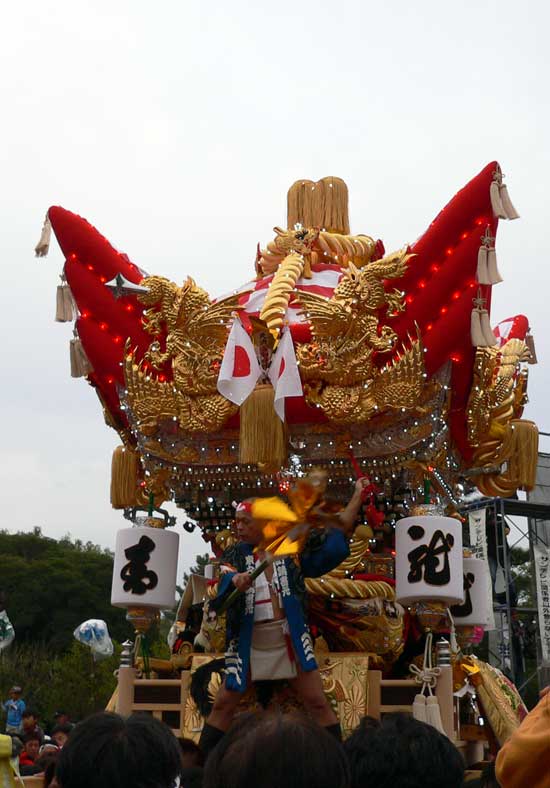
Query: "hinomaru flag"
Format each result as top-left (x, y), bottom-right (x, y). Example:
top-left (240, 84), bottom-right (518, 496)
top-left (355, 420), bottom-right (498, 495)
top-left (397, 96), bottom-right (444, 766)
top-left (217, 318), bottom-right (261, 405)
top-left (268, 328), bottom-right (303, 421)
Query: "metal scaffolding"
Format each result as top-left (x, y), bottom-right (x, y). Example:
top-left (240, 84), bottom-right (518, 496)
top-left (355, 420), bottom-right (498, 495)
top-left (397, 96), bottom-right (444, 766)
top-left (460, 459), bottom-right (550, 694)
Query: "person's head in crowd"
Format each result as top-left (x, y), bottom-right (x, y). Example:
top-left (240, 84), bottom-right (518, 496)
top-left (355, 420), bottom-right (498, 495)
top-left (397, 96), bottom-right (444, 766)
top-left (203, 712), bottom-right (350, 788)
top-left (40, 744), bottom-right (60, 757)
top-left (22, 732), bottom-right (41, 762)
top-left (22, 709), bottom-right (40, 732)
top-left (53, 712), bottom-right (182, 788)
top-left (54, 711), bottom-right (71, 727)
top-left (343, 713), bottom-right (464, 788)
top-left (178, 737), bottom-right (204, 769)
top-left (35, 753), bottom-right (60, 788)
top-left (8, 685), bottom-right (22, 700)
top-left (52, 724), bottom-right (72, 748)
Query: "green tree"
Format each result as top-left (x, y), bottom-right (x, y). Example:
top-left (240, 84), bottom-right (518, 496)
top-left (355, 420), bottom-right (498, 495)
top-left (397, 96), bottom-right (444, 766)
top-left (0, 641), bottom-right (119, 726)
top-left (0, 528), bottom-right (130, 652)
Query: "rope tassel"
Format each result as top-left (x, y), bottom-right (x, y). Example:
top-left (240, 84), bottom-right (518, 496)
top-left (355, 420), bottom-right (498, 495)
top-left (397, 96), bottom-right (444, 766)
top-left (55, 280), bottom-right (74, 322)
top-left (480, 309), bottom-right (497, 346)
top-left (477, 227), bottom-right (502, 285)
top-left (70, 334), bottom-right (93, 378)
top-left (476, 245), bottom-right (490, 285)
top-left (491, 165), bottom-right (519, 220)
top-left (35, 214), bottom-right (52, 257)
top-left (471, 290), bottom-right (496, 348)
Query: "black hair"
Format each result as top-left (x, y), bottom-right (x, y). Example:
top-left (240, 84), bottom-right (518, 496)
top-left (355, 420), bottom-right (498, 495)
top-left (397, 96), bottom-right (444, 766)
top-left (203, 712), bottom-right (350, 788)
top-left (55, 712), bottom-right (182, 788)
top-left (178, 736), bottom-right (204, 766)
top-left (22, 709), bottom-right (38, 719)
top-left (52, 723), bottom-right (73, 736)
top-left (180, 766), bottom-right (204, 788)
top-left (344, 713), bottom-right (464, 788)
top-left (23, 731), bottom-right (42, 744)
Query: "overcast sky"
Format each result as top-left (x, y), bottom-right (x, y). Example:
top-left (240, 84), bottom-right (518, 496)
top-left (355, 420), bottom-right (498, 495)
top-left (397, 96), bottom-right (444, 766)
top-left (1, 0), bottom-right (548, 575)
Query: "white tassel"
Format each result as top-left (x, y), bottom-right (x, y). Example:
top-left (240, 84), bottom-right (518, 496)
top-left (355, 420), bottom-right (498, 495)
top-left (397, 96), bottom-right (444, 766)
top-left (70, 337), bottom-right (93, 378)
top-left (56, 284), bottom-right (74, 322)
top-left (35, 214), bottom-right (52, 257)
top-left (470, 309), bottom-right (486, 347)
top-left (487, 248), bottom-right (503, 284)
top-left (413, 694), bottom-right (427, 722)
top-left (480, 310), bottom-right (497, 346)
top-left (499, 183), bottom-right (519, 220)
top-left (490, 180), bottom-right (506, 218)
top-left (476, 245), bottom-right (490, 285)
top-left (426, 695), bottom-right (446, 736)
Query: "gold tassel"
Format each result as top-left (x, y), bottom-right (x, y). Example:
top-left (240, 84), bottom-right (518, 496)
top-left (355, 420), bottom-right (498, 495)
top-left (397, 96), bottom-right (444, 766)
top-left (490, 180), bottom-right (506, 218)
top-left (486, 248), bottom-right (503, 284)
top-left (526, 331), bottom-right (538, 364)
top-left (287, 177), bottom-right (350, 234)
top-left (470, 308), bottom-right (486, 347)
top-left (70, 336), bottom-right (92, 378)
top-left (480, 310), bottom-right (497, 346)
top-left (499, 183), bottom-right (520, 220)
top-left (55, 282), bottom-right (74, 322)
top-left (110, 445), bottom-right (140, 508)
top-left (476, 245), bottom-right (490, 285)
top-left (239, 383), bottom-right (287, 468)
top-left (35, 214), bottom-right (52, 257)
top-left (507, 420), bottom-right (539, 491)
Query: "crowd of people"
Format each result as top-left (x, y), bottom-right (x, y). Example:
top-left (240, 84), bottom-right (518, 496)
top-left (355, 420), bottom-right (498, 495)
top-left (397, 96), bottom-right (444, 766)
top-left (2, 682), bottom-right (548, 788)
top-left (2, 686), bottom-right (74, 782)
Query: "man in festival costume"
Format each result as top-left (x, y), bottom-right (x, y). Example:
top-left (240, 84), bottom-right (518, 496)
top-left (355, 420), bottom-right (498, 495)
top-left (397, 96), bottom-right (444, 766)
top-left (199, 477), bottom-right (369, 755)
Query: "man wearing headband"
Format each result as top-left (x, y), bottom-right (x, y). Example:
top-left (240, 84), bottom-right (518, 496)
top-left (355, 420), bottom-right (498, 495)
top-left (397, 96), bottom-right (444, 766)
top-left (200, 478), bottom-right (369, 755)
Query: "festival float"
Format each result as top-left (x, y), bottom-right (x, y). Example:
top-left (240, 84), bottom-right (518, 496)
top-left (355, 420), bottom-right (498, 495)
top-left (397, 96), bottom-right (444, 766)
top-left (39, 161), bottom-right (538, 757)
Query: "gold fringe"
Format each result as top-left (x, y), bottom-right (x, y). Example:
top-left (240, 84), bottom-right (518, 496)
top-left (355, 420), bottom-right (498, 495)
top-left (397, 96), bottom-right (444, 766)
top-left (35, 214), bottom-right (52, 257)
top-left (110, 445), bottom-right (140, 508)
top-left (287, 177), bottom-right (350, 234)
top-left (70, 337), bottom-right (92, 378)
top-left (239, 383), bottom-right (287, 468)
top-left (506, 419), bottom-right (539, 491)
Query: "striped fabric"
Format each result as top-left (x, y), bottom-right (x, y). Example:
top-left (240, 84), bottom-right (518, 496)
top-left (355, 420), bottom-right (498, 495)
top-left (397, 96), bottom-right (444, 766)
top-left (218, 263), bottom-right (344, 325)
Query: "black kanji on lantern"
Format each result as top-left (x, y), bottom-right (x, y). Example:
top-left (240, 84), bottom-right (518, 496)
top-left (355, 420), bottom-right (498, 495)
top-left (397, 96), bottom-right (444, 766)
top-left (407, 525), bottom-right (454, 586)
top-left (451, 572), bottom-right (475, 617)
top-left (120, 535), bottom-right (159, 595)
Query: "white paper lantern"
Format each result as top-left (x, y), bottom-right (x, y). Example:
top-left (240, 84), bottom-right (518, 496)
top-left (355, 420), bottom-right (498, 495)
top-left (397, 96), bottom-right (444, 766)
top-left (395, 515), bottom-right (463, 605)
top-left (111, 526), bottom-right (179, 610)
top-left (450, 556), bottom-right (489, 627)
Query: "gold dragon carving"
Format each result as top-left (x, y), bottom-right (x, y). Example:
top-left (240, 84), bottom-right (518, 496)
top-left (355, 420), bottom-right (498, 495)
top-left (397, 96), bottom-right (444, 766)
top-left (292, 248), bottom-right (433, 424)
top-left (467, 339), bottom-right (538, 496)
top-left (123, 275), bottom-right (242, 434)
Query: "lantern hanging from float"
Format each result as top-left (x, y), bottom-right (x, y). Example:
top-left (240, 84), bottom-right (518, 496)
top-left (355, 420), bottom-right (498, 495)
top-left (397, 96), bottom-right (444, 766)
top-left (395, 512), bottom-right (464, 606)
top-left (450, 556), bottom-right (490, 628)
top-left (111, 522), bottom-right (179, 611)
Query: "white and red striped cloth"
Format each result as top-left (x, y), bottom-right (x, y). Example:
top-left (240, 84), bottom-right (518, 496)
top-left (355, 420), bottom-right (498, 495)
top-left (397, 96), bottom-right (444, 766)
top-left (493, 315), bottom-right (529, 348)
top-left (218, 263), bottom-right (344, 325)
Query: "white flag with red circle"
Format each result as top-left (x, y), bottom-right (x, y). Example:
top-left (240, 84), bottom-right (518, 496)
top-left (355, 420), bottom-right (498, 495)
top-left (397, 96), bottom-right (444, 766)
top-left (217, 318), bottom-right (261, 405)
top-left (268, 328), bottom-right (303, 421)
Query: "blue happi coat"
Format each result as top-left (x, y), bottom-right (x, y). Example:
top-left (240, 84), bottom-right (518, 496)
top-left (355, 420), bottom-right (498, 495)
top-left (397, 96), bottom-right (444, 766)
top-left (213, 529), bottom-right (349, 692)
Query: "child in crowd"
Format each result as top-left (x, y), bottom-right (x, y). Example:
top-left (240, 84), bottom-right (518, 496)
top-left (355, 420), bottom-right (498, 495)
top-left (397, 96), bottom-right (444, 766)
top-left (2, 686), bottom-right (25, 734)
